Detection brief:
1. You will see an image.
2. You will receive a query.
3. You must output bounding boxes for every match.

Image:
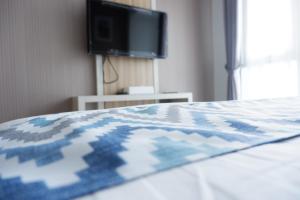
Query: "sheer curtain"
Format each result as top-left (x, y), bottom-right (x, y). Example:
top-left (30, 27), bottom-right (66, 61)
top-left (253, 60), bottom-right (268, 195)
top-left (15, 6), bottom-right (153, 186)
top-left (239, 0), bottom-right (300, 100)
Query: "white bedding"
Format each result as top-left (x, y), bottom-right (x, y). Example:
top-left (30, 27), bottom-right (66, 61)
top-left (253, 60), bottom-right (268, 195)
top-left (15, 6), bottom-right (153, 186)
top-left (81, 136), bottom-right (300, 200)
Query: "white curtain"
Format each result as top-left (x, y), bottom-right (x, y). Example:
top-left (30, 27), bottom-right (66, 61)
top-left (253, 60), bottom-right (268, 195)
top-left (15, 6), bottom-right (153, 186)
top-left (239, 0), bottom-right (300, 100)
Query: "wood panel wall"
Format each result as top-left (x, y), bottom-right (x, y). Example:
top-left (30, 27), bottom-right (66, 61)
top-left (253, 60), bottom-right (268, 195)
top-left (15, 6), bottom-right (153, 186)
top-left (104, 0), bottom-right (155, 108)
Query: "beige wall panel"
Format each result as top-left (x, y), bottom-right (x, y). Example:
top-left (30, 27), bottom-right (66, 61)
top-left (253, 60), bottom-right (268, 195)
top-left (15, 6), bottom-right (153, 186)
top-left (157, 0), bottom-right (206, 101)
top-left (104, 0), bottom-right (155, 108)
top-left (0, 0), bottom-right (95, 123)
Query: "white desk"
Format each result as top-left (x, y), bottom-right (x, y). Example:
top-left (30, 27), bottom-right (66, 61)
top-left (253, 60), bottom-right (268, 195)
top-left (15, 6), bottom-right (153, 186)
top-left (73, 93), bottom-right (193, 111)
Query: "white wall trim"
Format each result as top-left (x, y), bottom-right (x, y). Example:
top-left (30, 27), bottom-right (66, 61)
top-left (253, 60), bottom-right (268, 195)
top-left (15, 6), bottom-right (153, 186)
top-left (95, 55), bottom-right (104, 109)
top-left (153, 59), bottom-right (160, 94)
top-left (151, 0), bottom-right (160, 94)
top-left (95, 55), bottom-right (103, 96)
top-left (151, 0), bottom-right (157, 10)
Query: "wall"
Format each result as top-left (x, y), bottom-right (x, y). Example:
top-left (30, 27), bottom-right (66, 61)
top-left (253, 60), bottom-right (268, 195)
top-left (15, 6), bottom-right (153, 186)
top-left (0, 0), bottom-right (95, 123)
top-left (157, 0), bottom-right (206, 101)
top-left (0, 0), bottom-right (213, 123)
top-left (212, 0), bottom-right (227, 101)
top-left (198, 0), bottom-right (216, 101)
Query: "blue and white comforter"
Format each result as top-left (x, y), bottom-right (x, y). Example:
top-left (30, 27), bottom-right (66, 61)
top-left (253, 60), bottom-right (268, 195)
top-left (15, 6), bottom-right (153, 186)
top-left (1, 98), bottom-right (300, 199)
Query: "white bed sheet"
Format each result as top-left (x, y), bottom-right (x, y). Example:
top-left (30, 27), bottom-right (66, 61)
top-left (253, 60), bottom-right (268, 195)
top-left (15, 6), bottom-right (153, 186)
top-left (80, 137), bottom-right (300, 200)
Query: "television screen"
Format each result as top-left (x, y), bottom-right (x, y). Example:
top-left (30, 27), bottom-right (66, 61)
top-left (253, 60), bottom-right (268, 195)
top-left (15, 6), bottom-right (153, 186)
top-left (87, 0), bottom-right (167, 59)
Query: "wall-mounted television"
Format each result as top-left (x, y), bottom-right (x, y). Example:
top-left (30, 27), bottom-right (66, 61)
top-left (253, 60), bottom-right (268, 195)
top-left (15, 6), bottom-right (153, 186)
top-left (87, 0), bottom-right (168, 59)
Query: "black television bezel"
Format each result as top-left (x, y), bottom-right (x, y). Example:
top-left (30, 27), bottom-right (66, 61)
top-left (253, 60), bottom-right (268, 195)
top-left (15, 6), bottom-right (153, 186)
top-left (87, 0), bottom-right (168, 59)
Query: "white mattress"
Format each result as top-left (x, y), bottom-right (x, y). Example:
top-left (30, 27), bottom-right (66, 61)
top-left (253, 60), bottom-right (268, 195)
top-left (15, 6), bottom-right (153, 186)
top-left (80, 136), bottom-right (300, 200)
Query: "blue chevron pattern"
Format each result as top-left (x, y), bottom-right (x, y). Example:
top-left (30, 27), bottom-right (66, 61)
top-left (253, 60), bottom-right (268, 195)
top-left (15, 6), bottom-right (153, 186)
top-left (1, 98), bottom-right (300, 199)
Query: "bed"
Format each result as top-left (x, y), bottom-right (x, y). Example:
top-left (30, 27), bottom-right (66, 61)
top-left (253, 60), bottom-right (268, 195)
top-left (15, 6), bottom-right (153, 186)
top-left (1, 97), bottom-right (300, 200)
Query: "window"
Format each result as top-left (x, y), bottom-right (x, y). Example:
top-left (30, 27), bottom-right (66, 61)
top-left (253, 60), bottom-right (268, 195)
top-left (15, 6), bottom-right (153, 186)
top-left (239, 0), bottom-right (300, 100)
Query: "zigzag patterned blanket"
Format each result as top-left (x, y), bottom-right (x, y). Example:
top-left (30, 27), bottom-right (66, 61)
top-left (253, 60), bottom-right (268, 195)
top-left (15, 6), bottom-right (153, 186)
top-left (1, 98), bottom-right (300, 199)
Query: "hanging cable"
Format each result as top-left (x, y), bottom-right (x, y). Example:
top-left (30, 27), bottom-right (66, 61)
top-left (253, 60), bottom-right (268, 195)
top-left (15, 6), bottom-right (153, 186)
top-left (103, 56), bottom-right (119, 84)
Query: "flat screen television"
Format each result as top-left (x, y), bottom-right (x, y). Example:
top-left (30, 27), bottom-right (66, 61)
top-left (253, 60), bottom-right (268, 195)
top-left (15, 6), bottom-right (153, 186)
top-left (87, 0), bottom-right (167, 59)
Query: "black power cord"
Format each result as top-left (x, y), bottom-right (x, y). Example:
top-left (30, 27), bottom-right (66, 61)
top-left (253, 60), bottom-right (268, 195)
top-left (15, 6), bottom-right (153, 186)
top-left (103, 56), bottom-right (119, 84)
